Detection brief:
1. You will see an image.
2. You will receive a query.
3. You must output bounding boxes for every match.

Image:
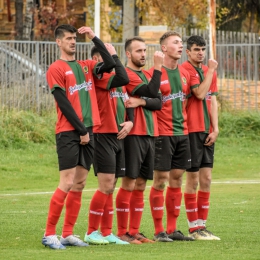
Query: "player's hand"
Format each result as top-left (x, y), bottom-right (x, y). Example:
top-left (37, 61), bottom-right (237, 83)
top-left (117, 121), bottom-right (133, 140)
top-left (153, 51), bottom-right (164, 71)
top-left (126, 97), bottom-right (146, 108)
top-left (204, 131), bottom-right (218, 146)
top-left (208, 59), bottom-right (218, 71)
top-left (77, 27), bottom-right (95, 39)
top-left (80, 132), bottom-right (90, 145)
top-left (104, 43), bottom-right (117, 56)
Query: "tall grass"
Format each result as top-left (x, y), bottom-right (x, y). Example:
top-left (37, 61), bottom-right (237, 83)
top-left (218, 111), bottom-right (260, 140)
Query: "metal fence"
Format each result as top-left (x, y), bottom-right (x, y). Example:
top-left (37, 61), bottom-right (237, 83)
top-left (0, 40), bottom-right (260, 112)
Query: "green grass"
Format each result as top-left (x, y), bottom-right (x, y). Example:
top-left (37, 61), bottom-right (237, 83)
top-left (0, 110), bottom-right (260, 259)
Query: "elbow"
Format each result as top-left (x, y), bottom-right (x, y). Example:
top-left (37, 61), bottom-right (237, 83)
top-left (122, 77), bottom-right (130, 86)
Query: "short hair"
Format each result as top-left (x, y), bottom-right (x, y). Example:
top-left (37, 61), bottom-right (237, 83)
top-left (125, 36), bottom-right (145, 52)
top-left (159, 31), bottom-right (182, 45)
top-left (54, 24), bottom-right (77, 39)
top-left (91, 46), bottom-right (100, 58)
top-left (186, 35), bottom-right (206, 50)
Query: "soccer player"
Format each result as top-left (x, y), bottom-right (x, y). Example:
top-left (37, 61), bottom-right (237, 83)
top-left (115, 36), bottom-right (164, 244)
top-left (84, 45), bottom-right (133, 245)
top-left (182, 35), bottom-right (220, 240)
top-left (42, 24), bottom-right (116, 249)
top-left (149, 31), bottom-right (194, 242)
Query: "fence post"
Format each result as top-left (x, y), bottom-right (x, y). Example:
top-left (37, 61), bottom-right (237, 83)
top-left (36, 41), bottom-right (40, 113)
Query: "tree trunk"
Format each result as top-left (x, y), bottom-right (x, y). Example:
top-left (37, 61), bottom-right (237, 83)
top-left (15, 0), bottom-right (24, 40)
top-left (23, 0), bottom-right (35, 40)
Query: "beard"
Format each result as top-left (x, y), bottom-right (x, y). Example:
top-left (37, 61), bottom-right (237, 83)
top-left (131, 57), bottom-right (146, 68)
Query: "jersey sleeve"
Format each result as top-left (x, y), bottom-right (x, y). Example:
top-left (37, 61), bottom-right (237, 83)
top-left (47, 64), bottom-right (66, 92)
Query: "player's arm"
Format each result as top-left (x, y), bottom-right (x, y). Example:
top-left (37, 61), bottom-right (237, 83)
top-left (133, 70), bottom-right (161, 98)
top-left (204, 95), bottom-right (219, 146)
top-left (192, 59), bottom-right (218, 100)
top-left (126, 93), bottom-right (162, 111)
top-left (132, 51), bottom-right (164, 98)
top-left (117, 108), bottom-right (134, 140)
top-left (52, 88), bottom-right (88, 136)
top-left (143, 93), bottom-right (162, 111)
top-left (78, 26), bottom-right (116, 74)
top-left (109, 54), bottom-right (129, 88)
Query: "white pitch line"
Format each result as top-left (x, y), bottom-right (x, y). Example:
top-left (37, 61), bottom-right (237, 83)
top-left (0, 180), bottom-right (260, 197)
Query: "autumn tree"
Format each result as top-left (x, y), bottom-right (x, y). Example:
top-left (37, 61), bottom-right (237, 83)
top-left (136, 0), bottom-right (208, 33)
top-left (216, 0), bottom-right (260, 33)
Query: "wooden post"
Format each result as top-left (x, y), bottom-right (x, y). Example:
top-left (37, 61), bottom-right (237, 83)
top-left (208, 0), bottom-right (216, 59)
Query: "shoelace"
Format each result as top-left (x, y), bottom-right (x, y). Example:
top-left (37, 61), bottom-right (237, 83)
top-left (159, 232), bottom-right (168, 238)
top-left (197, 229), bottom-right (208, 237)
top-left (202, 229), bottom-right (213, 235)
top-left (47, 235), bottom-right (62, 245)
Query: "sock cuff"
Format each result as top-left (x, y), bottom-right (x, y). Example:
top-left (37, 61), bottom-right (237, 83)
top-left (184, 193), bottom-right (197, 199)
top-left (67, 190), bottom-right (82, 199)
top-left (198, 190), bottom-right (210, 199)
top-left (167, 186), bottom-right (181, 194)
top-left (151, 186), bottom-right (164, 194)
top-left (55, 188), bottom-right (68, 199)
top-left (132, 189), bottom-right (144, 198)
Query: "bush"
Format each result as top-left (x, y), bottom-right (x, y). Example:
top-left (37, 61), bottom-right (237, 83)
top-left (0, 109), bottom-right (56, 148)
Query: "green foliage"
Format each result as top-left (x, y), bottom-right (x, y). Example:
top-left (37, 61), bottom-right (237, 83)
top-left (219, 111), bottom-right (260, 140)
top-left (0, 110), bottom-right (56, 148)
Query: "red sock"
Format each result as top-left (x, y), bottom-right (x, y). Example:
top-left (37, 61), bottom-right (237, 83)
top-left (100, 193), bottom-right (114, 237)
top-left (129, 190), bottom-right (144, 236)
top-left (45, 188), bottom-right (67, 236)
top-left (149, 187), bottom-right (164, 235)
top-left (116, 187), bottom-right (132, 236)
top-left (87, 190), bottom-right (108, 234)
top-left (62, 191), bottom-right (82, 238)
top-left (166, 187), bottom-right (182, 234)
top-left (184, 193), bottom-right (199, 232)
top-left (197, 190), bottom-right (210, 228)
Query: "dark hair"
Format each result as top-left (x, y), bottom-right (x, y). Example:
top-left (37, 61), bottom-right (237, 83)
top-left (159, 31), bottom-right (182, 45)
top-left (125, 36), bottom-right (145, 52)
top-left (54, 24), bottom-right (77, 39)
top-left (91, 46), bottom-right (100, 58)
top-left (186, 35), bottom-right (206, 50)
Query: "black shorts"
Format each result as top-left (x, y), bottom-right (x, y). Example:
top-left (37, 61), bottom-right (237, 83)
top-left (154, 135), bottom-right (191, 171)
top-left (124, 135), bottom-right (155, 180)
top-left (187, 132), bottom-right (215, 171)
top-left (56, 129), bottom-right (94, 171)
top-left (93, 133), bottom-right (125, 178)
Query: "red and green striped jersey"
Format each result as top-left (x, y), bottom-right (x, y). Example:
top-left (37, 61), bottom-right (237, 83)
top-left (93, 72), bottom-right (129, 133)
top-left (149, 65), bottom-right (190, 136)
top-left (47, 59), bottom-right (101, 134)
top-left (125, 67), bottom-right (159, 137)
top-left (181, 61), bottom-right (218, 133)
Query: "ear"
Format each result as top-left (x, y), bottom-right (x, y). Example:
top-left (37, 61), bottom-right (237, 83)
top-left (92, 55), bottom-right (98, 62)
top-left (56, 38), bottom-right (61, 47)
top-left (186, 49), bottom-right (190, 56)
top-left (125, 50), bottom-right (131, 59)
top-left (161, 45), bottom-right (166, 52)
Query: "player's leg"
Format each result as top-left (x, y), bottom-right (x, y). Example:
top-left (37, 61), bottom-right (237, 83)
top-left (61, 130), bottom-right (94, 247)
top-left (166, 136), bottom-right (194, 241)
top-left (42, 131), bottom-right (79, 249)
top-left (116, 136), bottom-right (142, 244)
top-left (198, 165), bottom-right (220, 240)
